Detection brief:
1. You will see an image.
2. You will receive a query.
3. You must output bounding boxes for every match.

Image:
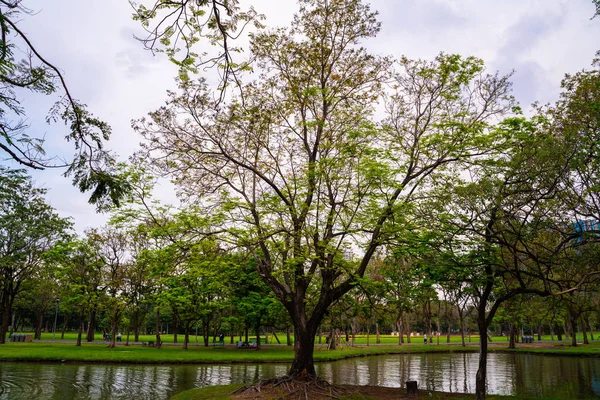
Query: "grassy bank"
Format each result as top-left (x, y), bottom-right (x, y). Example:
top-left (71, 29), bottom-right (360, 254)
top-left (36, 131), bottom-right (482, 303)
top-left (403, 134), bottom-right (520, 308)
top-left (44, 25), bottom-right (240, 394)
top-left (0, 341), bottom-right (477, 364)
top-left (2, 339), bottom-right (599, 365)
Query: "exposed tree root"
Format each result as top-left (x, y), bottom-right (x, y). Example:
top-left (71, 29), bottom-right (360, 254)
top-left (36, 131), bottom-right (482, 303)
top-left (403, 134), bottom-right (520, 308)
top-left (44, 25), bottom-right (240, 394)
top-left (232, 374), bottom-right (351, 400)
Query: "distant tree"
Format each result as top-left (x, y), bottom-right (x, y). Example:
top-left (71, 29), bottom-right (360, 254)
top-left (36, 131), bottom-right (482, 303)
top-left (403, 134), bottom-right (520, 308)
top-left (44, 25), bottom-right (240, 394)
top-left (45, 238), bottom-right (105, 346)
top-left (0, 167), bottom-right (71, 343)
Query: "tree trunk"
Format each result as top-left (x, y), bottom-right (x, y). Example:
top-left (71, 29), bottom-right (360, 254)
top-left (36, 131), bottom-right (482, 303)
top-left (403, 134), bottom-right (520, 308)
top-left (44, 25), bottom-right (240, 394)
top-left (155, 307), bottom-right (162, 349)
top-left (34, 312), bottom-right (44, 340)
top-left (86, 309), bottom-right (96, 342)
top-left (61, 314), bottom-right (68, 339)
top-left (581, 317), bottom-right (589, 345)
top-left (569, 314), bottom-right (578, 347)
top-left (0, 293), bottom-right (15, 344)
top-left (328, 328), bottom-right (336, 350)
top-left (286, 326), bottom-right (292, 346)
top-left (396, 318), bottom-right (403, 345)
top-left (475, 311), bottom-right (490, 400)
top-left (133, 308), bottom-right (140, 342)
top-left (183, 323), bottom-right (190, 350)
top-left (203, 318), bottom-right (210, 347)
top-left (376, 322), bottom-right (380, 344)
top-left (508, 323), bottom-right (516, 349)
top-left (537, 325), bottom-right (542, 341)
top-left (288, 322), bottom-right (317, 377)
top-left (406, 320), bottom-right (411, 344)
top-left (556, 326), bottom-right (562, 341)
top-left (458, 311), bottom-right (466, 347)
top-left (76, 312), bottom-right (85, 347)
top-left (255, 324), bottom-right (261, 350)
top-left (172, 313), bottom-right (178, 344)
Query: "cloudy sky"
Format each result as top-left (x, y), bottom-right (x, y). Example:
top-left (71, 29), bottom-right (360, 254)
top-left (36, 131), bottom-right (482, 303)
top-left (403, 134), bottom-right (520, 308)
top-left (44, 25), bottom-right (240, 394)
top-left (7, 0), bottom-right (600, 233)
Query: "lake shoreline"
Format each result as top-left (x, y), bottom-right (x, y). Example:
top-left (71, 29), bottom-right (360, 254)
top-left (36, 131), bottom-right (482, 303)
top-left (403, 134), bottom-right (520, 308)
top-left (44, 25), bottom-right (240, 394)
top-left (1, 340), bottom-right (599, 365)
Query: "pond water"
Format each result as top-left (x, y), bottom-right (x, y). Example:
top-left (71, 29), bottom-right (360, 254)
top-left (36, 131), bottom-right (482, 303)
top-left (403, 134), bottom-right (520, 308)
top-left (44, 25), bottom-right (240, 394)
top-left (1, 353), bottom-right (599, 399)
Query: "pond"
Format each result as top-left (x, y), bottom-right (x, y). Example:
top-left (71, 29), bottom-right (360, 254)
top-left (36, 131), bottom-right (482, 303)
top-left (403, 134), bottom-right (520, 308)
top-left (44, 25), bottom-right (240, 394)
top-left (1, 353), bottom-right (599, 399)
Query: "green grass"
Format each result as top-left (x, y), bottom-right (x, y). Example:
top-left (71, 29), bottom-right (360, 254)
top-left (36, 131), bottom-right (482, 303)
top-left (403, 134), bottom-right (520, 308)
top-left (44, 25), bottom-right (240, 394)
top-left (0, 340), bottom-right (479, 364)
top-left (3, 332), bottom-right (597, 365)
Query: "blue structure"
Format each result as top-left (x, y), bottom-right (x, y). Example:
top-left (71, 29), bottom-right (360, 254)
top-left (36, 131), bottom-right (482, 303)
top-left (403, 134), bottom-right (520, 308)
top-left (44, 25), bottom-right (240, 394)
top-left (574, 220), bottom-right (599, 243)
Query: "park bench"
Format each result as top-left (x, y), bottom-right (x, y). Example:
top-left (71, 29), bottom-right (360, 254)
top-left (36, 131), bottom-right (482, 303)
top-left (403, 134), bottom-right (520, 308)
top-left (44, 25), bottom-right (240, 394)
top-left (142, 341), bottom-right (155, 347)
top-left (212, 340), bottom-right (224, 348)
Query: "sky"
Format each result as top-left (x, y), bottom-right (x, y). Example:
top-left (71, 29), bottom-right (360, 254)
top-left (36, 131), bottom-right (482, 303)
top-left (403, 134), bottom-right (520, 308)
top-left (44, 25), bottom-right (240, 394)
top-left (5, 0), bottom-right (600, 233)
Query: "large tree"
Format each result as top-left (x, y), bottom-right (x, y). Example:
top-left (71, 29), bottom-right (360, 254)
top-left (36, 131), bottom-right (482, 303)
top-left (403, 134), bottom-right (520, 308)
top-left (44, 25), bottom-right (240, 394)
top-left (136, 0), bottom-right (514, 378)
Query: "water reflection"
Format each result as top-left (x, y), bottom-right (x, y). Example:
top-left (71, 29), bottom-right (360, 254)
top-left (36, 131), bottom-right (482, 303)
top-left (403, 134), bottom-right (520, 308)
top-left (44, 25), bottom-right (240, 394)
top-left (0, 353), bottom-right (599, 399)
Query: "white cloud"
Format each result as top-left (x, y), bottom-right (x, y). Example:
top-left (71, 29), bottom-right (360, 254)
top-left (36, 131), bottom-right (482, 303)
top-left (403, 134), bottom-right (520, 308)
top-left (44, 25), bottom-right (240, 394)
top-left (4, 0), bottom-right (600, 233)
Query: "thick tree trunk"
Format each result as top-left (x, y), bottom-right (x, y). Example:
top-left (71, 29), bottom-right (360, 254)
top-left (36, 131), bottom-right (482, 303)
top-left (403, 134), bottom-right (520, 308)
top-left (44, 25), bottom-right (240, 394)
top-left (556, 326), bottom-right (562, 341)
top-left (34, 312), bottom-right (44, 340)
top-left (569, 314), bottom-right (578, 347)
top-left (0, 294), bottom-right (15, 344)
top-left (203, 319), bottom-right (210, 347)
top-left (537, 325), bottom-right (542, 341)
top-left (288, 323), bottom-right (317, 377)
top-left (476, 316), bottom-right (489, 400)
top-left (86, 309), bottom-right (96, 342)
top-left (509, 323), bottom-right (516, 349)
top-left (508, 324), bottom-right (517, 349)
top-left (581, 317), bottom-right (589, 345)
top-left (328, 328), bottom-right (336, 350)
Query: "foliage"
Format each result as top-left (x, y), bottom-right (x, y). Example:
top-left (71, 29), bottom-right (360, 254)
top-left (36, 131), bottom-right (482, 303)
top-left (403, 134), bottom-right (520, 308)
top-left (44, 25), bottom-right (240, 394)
top-left (135, 0), bottom-right (515, 376)
top-left (130, 0), bottom-right (264, 95)
top-left (0, 167), bottom-right (71, 343)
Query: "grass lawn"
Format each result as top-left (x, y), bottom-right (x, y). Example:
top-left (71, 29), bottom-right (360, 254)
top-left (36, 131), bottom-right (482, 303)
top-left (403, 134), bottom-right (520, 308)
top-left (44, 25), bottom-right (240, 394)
top-left (0, 340), bottom-right (479, 364)
top-left (2, 332), bottom-right (598, 364)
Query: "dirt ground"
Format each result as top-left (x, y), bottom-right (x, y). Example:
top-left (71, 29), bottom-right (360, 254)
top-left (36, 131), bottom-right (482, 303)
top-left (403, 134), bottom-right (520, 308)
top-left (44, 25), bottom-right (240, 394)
top-left (232, 381), bottom-right (475, 399)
